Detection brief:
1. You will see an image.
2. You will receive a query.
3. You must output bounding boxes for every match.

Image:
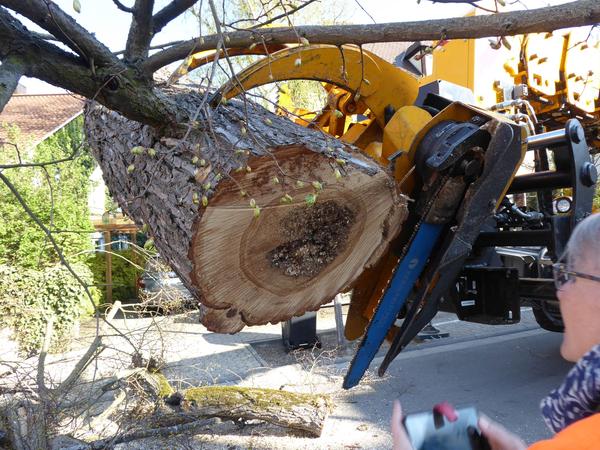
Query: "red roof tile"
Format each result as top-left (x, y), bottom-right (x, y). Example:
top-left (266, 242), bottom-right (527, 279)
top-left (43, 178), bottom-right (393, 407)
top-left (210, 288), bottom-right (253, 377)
top-left (0, 93), bottom-right (84, 146)
top-left (364, 42), bottom-right (412, 65)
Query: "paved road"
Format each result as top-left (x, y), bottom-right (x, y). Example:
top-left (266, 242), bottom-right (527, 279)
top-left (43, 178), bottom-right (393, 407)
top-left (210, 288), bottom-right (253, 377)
top-left (109, 308), bottom-right (573, 449)
top-left (189, 308), bottom-right (571, 449)
top-left (336, 326), bottom-right (570, 447)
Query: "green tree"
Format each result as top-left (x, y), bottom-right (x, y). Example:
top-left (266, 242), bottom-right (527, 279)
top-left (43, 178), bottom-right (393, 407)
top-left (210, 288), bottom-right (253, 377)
top-left (0, 116), bottom-right (95, 268)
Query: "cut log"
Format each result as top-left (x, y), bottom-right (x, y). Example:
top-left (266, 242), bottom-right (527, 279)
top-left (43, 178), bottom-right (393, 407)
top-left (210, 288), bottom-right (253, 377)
top-left (85, 89), bottom-right (407, 332)
top-left (156, 386), bottom-right (331, 437)
top-left (192, 146), bottom-right (406, 331)
top-left (130, 372), bottom-right (331, 437)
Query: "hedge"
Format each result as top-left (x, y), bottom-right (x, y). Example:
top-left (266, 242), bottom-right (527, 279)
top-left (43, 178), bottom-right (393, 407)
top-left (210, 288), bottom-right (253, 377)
top-left (0, 263), bottom-right (101, 356)
top-left (85, 249), bottom-right (144, 303)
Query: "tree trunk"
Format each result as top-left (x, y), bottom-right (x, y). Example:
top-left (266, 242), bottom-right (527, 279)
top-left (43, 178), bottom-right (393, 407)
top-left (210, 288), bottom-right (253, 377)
top-left (0, 395), bottom-right (48, 450)
top-left (85, 89), bottom-right (407, 333)
top-left (163, 386), bottom-right (331, 437)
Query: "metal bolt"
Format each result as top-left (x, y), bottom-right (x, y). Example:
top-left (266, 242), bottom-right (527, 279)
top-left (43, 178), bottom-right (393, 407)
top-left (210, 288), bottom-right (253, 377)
top-left (570, 125), bottom-right (583, 144)
top-left (580, 162), bottom-right (598, 187)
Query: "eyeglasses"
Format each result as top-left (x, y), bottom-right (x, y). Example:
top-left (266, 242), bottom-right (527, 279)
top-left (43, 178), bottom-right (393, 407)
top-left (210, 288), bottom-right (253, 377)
top-left (552, 263), bottom-right (600, 290)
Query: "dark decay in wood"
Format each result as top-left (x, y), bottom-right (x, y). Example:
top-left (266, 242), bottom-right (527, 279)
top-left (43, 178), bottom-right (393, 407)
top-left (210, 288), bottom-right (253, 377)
top-left (267, 200), bottom-right (356, 278)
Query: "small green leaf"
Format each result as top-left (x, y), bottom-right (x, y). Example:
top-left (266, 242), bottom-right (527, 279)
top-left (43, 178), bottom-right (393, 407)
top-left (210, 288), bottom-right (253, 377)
top-left (280, 194), bottom-right (293, 204)
top-left (249, 198), bottom-right (256, 208)
top-left (73, 0), bottom-right (81, 13)
top-left (202, 195), bottom-right (208, 207)
top-left (311, 181), bottom-right (323, 191)
top-left (253, 206), bottom-right (261, 218)
top-left (305, 193), bottom-right (317, 206)
top-left (127, 164), bottom-right (135, 173)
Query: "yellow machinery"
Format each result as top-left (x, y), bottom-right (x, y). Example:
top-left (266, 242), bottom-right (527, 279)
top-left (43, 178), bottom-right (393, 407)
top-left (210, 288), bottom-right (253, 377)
top-left (174, 38), bottom-right (598, 388)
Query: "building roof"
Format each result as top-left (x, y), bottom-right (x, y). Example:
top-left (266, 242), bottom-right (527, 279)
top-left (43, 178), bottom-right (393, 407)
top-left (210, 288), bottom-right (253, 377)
top-left (0, 93), bottom-right (84, 146)
top-left (364, 42), bottom-right (413, 66)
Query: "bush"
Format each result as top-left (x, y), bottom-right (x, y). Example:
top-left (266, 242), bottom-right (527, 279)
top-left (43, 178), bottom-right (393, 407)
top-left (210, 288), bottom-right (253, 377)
top-left (0, 263), bottom-right (101, 356)
top-left (85, 249), bottom-right (144, 303)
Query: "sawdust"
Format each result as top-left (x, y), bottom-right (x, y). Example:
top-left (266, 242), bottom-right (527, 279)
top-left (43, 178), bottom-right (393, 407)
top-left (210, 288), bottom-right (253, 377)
top-left (267, 200), bottom-right (356, 277)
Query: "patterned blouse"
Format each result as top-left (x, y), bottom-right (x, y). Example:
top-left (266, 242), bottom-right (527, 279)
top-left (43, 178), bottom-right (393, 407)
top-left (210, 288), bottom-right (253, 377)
top-left (541, 343), bottom-right (600, 433)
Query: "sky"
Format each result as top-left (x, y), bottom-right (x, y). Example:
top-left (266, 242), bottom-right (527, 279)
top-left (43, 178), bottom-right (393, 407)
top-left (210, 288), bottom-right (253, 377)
top-left (18, 0), bottom-right (568, 93)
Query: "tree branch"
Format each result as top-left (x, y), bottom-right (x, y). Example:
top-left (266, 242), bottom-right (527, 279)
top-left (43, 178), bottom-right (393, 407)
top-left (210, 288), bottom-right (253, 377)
top-left (0, 0), bottom-right (119, 67)
top-left (113, 0), bottom-right (134, 13)
top-left (0, 56), bottom-right (25, 110)
top-left (124, 0), bottom-right (155, 62)
top-left (143, 0), bottom-right (600, 73)
top-left (152, 0), bottom-right (199, 35)
top-left (0, 7), bottom-right (176, 125)
top-left (54, 336), bottom-right (104, 398)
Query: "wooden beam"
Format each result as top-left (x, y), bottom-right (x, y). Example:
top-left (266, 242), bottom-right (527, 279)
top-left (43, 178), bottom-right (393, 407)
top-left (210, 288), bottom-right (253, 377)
top-left (104, 231), bottom-right (112, 304)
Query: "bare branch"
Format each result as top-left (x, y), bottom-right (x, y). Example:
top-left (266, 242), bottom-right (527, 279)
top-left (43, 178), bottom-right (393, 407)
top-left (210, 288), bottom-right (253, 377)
top-left (143, 0), bottom-right (600, 73)
top-left (54, 337), bottom-right (104, 398)
top-left (0, 56), bottom-right (25, 111)
top-left (0, 0), bottom-right (119, 67)
top-left (246, 0), bottom-right (319, 30)
top-left (152, 0), bottom-right (199, 35)
top-left (124, 0), bottom-right (156, 61)
top-left (64, 418), bottom-right (216, 450)
top-left (36, 317), bottom-right (54, 397)
top-left (112, 0), bottom-right (134, 13)
top-left (0, 7), bottom-right (176, 125)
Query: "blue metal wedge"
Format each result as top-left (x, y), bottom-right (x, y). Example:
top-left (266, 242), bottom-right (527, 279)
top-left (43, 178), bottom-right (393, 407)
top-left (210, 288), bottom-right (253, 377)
top-left (343, 222), bottom-right (444, 389)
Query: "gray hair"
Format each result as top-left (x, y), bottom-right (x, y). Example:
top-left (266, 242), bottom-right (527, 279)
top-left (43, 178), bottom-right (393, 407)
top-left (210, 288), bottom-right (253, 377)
top-left (564, 213), bottom-right (600, 271)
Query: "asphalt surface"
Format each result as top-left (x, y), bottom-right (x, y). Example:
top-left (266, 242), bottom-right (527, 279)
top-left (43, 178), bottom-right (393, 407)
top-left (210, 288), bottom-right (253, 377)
top-left (88, 305), bottom-right (573, 448)
top-left (249, 308), bottom-right (571, 447)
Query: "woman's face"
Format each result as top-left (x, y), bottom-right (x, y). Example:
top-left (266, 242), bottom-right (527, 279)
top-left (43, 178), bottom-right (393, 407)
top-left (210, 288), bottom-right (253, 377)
top-left (557, 254), bottom-right (600, 362)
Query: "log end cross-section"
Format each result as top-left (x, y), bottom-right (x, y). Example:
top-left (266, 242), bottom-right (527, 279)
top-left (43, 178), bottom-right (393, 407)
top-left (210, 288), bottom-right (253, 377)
top-left (191, 146), bottom-right (407, 332)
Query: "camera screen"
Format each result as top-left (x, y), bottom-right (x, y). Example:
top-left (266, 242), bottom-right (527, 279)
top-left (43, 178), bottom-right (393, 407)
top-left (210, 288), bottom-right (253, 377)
top-left (403, 407), bottom-right (479, 450)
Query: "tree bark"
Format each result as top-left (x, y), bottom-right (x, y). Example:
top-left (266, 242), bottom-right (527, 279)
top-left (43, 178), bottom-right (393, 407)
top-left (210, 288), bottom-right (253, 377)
top-left (0, 396), bottom-right (48, 450)
top-left (85, 89), bottom-right (406, 333)
top-left (161, 386), bottom-right (331, 437)
top-left (133, 372), bottom-right (331, 437)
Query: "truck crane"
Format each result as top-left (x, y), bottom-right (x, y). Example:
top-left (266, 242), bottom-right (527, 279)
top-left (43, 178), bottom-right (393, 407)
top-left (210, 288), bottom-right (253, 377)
top-left (173, 28), bottom-right (599, 388)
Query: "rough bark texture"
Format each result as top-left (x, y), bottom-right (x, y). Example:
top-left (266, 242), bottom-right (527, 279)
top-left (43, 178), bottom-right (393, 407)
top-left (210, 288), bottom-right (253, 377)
top-left (172, 386), bottom-right (331, 437)
top-left (85, 88), bottom-right (406, 333)
top-left (0, 396), bottom-right (48, 450)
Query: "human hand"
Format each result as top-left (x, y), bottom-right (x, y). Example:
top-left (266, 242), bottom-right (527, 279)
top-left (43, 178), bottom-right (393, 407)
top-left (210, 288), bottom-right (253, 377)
top-left (478, 415), bottom-right (527, 450)
top-left (391, 400), bottom-right (414, 450)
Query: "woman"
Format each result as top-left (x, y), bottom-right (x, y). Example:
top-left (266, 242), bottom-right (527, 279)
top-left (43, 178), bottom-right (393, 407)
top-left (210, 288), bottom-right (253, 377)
top-left (391, 212), bottom-right (600, 450)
